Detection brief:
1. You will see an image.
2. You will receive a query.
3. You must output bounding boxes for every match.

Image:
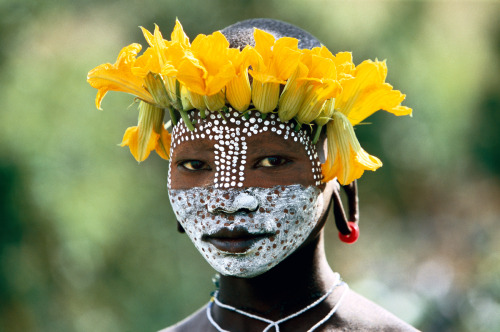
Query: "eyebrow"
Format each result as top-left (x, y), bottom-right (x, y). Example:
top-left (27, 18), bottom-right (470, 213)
top-left (171, 137), bottom-right (216, 157)
top-left (245, 131), bottom-right (309, 156)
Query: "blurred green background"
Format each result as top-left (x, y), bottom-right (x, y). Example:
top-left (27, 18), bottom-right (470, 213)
top-left (1, 0), bottom-right (499, 331)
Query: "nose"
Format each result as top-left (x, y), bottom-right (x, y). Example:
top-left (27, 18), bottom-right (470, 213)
top-left (208, 191), bottom-right (259, 214)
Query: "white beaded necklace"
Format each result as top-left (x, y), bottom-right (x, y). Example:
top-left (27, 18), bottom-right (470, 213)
top-left (206, 274), bottom-right (349, 332)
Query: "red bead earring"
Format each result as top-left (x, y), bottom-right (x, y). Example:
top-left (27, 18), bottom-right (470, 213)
top-left (338, 221), bottom-right (359, 244)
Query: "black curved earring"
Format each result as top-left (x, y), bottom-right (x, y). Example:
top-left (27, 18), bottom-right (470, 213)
top-left (333, 180), bottom-right (359, 243)
top-left (177, 221), bottom-right (185, 233)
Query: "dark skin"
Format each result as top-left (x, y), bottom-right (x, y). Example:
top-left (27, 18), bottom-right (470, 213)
top-left (162, 124), bottom-right (418, 331)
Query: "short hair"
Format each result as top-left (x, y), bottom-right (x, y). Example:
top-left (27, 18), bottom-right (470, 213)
top-left (221, 18), bottom-right (322, 50)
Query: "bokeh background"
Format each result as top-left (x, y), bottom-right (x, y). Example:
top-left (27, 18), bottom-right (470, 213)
top-left (1, 0), bottom-right (499, 331)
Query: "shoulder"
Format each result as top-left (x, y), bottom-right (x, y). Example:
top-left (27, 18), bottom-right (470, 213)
top-left (333, 288), bottom-right (420, 331)
top-left (158, 305), bottom-right (216, 332)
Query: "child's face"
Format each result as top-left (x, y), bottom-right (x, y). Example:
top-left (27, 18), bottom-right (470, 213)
top-left (168, 110), bottom-right (330, 277)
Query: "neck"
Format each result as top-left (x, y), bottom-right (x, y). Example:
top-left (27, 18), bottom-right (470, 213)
top-left (216, 231), bottom-right (337, 320)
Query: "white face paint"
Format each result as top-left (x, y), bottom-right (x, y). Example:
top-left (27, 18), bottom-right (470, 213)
top-left (167, 110), bottom-right (325, 278)
top-left (169, 185), bottom-right (324, 278)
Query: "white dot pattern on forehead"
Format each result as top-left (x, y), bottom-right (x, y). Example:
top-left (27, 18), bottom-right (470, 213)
top-left (167, 109), bottom-right (323, 189)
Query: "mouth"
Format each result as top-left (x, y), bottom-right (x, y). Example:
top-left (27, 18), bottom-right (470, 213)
top-left (203, 227), bottom-right (274, 254)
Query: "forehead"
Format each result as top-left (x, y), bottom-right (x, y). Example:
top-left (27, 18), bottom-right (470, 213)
top-left (168, 109), bottom-right (323, 188)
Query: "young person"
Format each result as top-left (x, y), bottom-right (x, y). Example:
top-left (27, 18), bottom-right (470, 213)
top-left (88, 18), bottom-right (417, 332)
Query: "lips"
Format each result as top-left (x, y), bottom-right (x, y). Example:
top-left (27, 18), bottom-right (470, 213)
top-left (203, 227), bottom-right (273, 254)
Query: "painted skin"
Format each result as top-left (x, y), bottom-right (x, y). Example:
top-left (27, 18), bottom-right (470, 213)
top-left (168, 110), bottom-right (326, 278)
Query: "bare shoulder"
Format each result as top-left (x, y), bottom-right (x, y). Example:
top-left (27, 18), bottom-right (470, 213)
top-left (334, 289), bottom-right (420, 331)
top-left (158, 305), bottom-right (215, 332)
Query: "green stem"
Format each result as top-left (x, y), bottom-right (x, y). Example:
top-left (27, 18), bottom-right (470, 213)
top-left (261, 113), bottom-right (268, 120)
top-left (217, 109), bottom-right (227, 122)
top-left (175, 80), bottom-right (182, 110)
top-left (179, 110), bottom-right (195, 131)
top-left (312, 124), bottom-right (323, 145)
top-left (200, 109), bottom-right (206, 119)
top-left (168, 106), bottom-right (178, 126)
top-left (294, 121), bottom-right (302, 132)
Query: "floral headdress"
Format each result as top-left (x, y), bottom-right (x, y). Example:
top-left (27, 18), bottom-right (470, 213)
top-left (87, 19), bottom-right (412, 185)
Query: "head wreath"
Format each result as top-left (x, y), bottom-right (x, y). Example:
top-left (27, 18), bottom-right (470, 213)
top-left (87, 19), bottom-right (411, 185)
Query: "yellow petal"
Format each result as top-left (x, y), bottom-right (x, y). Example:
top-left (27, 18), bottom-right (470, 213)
top-left (322, 112), bottom-right (382, 184)
top-left (249, 29), bottom-right (301, 84)
top-left (295, 85), bottom-right (327, 124)
top-left (335, 60), bottom-right (412, 125)
top-left (159, 42), bottom-right (188, 78)
top-left (144, 72), bottom-right (171, 107)
top-left (163, 76), bottom-right (178, 104)
top-left (177, 54), bottom-right (207, 96)
top-left (177, 31), bottom-right (235, 96)
top-left (186, 90), bottom-right (206, 110)
top-left (253, 29), bottom-right (276, 62)
top-left (278, 81), bottom-right (307, 121)
top-left (348, 82), bottom-right (412, 125)
top-left (296, 81), bottom-right (340, 124)
top-left (87, 43), bottom-right (154, 109)
top-left (271, 37), bottom-right (301, 81)
top-left (314, 98), bottom-right (335, 126)
top-left (140, 25), bottom-right (169, 69)
top-left (131, 47), bottom-right (158, 77)
top-left (278, 63), bottom-right (308, 121)
top-left (171, 19), bottom-right (190, 46)
top-left (155, 126), bottom-right (172, 160)
top-left (228, 45), bottom-right (258, 75)
top-left (252, 81), bottom-right (280, 113)
top-left (317, 48), bottom-right (355, 78)
top-left (120, 126), bottom-right (158, 162)
top-left (204, 90), bottom-right (226, 111)
top-left (180, 85), bottom-right (194, 111)
top-left (226, 69), bottom-right (251, 112)
top-left (120, 102), bottom-right (165, 162)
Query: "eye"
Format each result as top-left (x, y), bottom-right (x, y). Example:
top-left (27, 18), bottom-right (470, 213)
top-left (180, 160), bottom-right (210, 171)
top-left (256, 156), bottom-right (290, 168)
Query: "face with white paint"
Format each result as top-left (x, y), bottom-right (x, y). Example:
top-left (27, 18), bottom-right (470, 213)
top-left (168, 110), bottom-right (331, 278)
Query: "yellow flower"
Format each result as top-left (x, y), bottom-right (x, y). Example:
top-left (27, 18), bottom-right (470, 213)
top-left (226, 46), bottom-right (257, 112)
top-left (186, 90), bottom-right (206, 110)
top-left (295, 49), bottom-right (341, 124)
top-left (138, 24), bottom-right (168, 73)
top-left (278, 62), bottom-right (308, 121)
top-left (250, 29), bottom-right (301, 113)
top-left (323, 112), bottom-right (382, 184)
top-left (315, 98), bottom-right (335, 127)
top-left (317, 48), bottom-right (355, 79)
top-left (322, 58), bottom-right (412, 184)
top-left (134, 23), bottom-right (189, 105)
top-left (176, 31), bottom-right (235, 111)
top-left (335, 60), bottom-right (412, 124)
top-left (278, 48), bottom-right (341, 123)
top-left (170, 19), bottom-right (190, 46)
top-left (120, 101), bottom-right (171, 161)
top-left (87, 44), bottom-right (154, 109)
